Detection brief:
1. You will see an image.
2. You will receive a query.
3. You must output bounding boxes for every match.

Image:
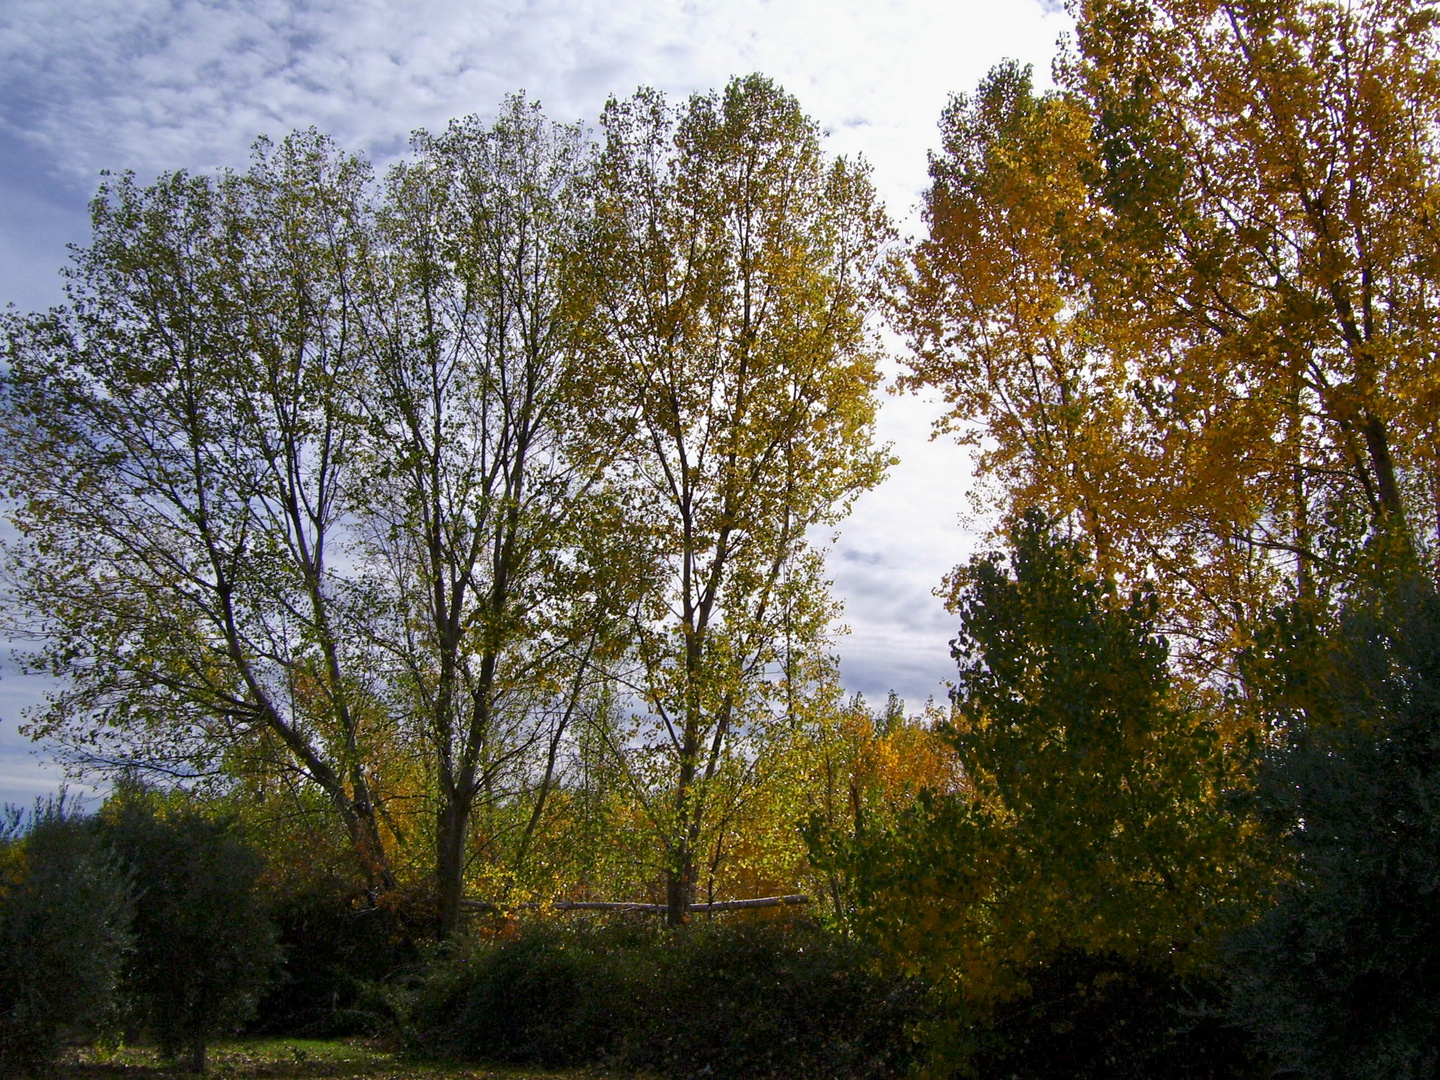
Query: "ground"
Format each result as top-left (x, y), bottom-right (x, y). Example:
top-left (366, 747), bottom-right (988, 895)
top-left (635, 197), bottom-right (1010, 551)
top-left (56, 1038), bottom-right (642, 1079)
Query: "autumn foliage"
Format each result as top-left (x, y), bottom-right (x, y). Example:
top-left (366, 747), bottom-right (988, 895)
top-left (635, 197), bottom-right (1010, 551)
top-left (2, 1), bottom-right (1439, 1073)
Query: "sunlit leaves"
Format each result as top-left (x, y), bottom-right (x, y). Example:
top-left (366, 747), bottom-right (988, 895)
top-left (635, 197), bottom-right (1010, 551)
top-left (585, 75), bottom-right (893, 920)
top-left (899, 0), bottom-right (1440, 682)
top-left (842, 517), bottom-right (1269, 1013)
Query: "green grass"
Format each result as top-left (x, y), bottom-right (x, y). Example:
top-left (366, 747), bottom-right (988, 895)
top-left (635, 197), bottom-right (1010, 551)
top-left (57, 1037), bottom-right (644, 1079)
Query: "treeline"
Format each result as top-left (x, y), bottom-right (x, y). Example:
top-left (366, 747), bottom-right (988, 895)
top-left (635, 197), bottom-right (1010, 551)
top-left (0, 74), bottom-right (896, 936)
top-left (3, 0), bottom-right (1440, 1076)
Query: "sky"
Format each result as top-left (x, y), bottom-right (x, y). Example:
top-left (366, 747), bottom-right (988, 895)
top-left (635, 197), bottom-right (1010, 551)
top-left (0, 0), bottom-right (1072, 807)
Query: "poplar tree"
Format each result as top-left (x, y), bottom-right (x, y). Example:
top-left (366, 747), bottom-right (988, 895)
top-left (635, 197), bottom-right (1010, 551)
top-left (897, 0), bottom-right (1440, 675)
top-left (588, 75), bottom-right (892, 925)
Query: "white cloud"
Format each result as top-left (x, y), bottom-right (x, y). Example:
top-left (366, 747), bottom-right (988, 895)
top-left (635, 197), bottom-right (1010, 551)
top-left (1, 0), bottom-right (1067, 212)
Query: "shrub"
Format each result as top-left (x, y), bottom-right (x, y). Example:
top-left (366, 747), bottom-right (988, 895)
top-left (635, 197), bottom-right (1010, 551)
top-left (0, 797), bottom-right (133, 1077)
top-left (413, 919), bottom-right (923, 1079)
top-left (252, 885), bottom-right (433, 1036)
top-left (100, 790), bottom-right (279, 1073)
top-left (952, 950), bottom-right (1264, 1080)
top-left (1230, 575), bottom-right (1440, 1078)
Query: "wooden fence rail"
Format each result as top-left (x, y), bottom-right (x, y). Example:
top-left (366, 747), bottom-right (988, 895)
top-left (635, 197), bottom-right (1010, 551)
top-left (459, 894), bottom-right (809, 916)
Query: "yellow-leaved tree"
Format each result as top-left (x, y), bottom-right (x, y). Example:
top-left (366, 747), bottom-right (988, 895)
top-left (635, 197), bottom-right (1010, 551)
top-left (584, 75), bottom-right (893, 925)
top-left (897, 0), bottom-right (1440, 679)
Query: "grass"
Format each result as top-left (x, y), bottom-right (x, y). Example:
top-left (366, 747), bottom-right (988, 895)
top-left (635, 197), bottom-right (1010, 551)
top-left (56, 1037), bottom-right (643, 1079)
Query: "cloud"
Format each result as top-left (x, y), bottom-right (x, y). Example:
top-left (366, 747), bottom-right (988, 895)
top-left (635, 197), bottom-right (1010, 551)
top-left (0, 0), bottom-right (1068, 207)
top-left (823, 380), bottom-right (979, 708)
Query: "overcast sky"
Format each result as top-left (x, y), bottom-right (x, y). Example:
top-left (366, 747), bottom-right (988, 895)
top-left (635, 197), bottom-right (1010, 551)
top-left (0, 0), bottom-right (1071, 806)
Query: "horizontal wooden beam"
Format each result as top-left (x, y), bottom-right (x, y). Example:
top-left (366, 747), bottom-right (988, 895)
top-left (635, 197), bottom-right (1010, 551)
top-left (459, 894), bottom-right (809, 916)
top-left (692, 894), bottom-right (809, 912)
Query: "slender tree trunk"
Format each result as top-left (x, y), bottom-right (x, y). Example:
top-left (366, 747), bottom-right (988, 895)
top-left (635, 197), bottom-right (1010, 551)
top-left (665, 862), bottom-right (691, 927)
top-left (436, 794), bottom-right (470, 936)
top-left (343, 799), bottom-right (397, 896)
top-left (667, 768), bottom-right (697, 926)
top-left (1361, 410), bottom-right (1407, 527)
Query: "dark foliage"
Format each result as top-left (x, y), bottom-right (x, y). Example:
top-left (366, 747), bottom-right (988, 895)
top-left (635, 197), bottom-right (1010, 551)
top-left (252, 887), bottom-right (433, 1036)
top-left (100, 791), bottom-right (279, 1072)
top-left (0, 798), bottom-right (132, 1077)
top-left (409, 919), bottom-right (924, 1079)
top-left (811, 513), bottom-right (1266, 1078)
top-left (1231, 572), bottom-right (1440, 1078)
top-left (958, 950), bottom-right (1263, 1080)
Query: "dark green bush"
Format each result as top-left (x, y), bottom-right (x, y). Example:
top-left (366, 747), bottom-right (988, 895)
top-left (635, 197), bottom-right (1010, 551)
top-left (0, 798), bottom-right (133, 1077)
top-left (412, 919), bottom-right (923, 1079)
top-left (1229, 575), bottom-right (1440, 1078)
top-left (951, 950), bottom-right (1265, 1080)
top-left (100, 790), bottom-right (279, 1073)
top-left (253, 886), bottom-right (433, 1036)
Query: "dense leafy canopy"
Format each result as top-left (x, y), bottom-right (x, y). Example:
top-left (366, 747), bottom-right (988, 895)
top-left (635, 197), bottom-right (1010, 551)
top-left (100, 788), bottom-right (278, 1073)
top-left (0, 78), bottom-right (889, 935)
top-left (2, 8), bottom-right (1439, 1071)
top-left (834, 518), bottom-right (1264, 1012)
top-left (0, 800), bottom-right (133, 1076)
top-left (587, 74), bottom-right (892, 923)
top-left (897, 0), bottom-right (1440, 676)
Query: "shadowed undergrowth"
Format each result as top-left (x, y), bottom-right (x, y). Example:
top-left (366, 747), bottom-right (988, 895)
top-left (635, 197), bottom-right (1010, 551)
top-left (57, 1037), bottom-right (645, 1080)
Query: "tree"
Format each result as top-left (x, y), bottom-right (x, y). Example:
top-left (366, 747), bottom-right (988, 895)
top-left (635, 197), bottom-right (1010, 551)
top-left (897, 0), bottom-right (1440, 679)
top-left (586, 75), bottom-right (892, 924)
top-left (803, 692), bottom-right (961, 932)
top-left (0, 133), bottom-right (400, 892)
top-left (352, 95), bottom-right (625, 934)
top-left (839, 515), bottom-right (1267, 1073)
top-left (0, 797), bottom-right (133, 1077)
top-left (1, 104), bottom-right (626, 933)
top-left (100, 788), bottom-right (278, 1073)
top-left (1230, 570), bottom-right (1440, 1078)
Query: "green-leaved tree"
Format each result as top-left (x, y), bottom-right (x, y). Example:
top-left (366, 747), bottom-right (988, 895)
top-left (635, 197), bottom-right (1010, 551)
top-left (841, 515), bottom-right (1268, 1074)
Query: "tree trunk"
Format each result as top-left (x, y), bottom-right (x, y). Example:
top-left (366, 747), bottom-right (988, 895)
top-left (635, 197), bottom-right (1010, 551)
top-left (1361, 410), bottom-right (1407, 528)
top-left (668, 720), bottom-right (701, 927)
top-left (344, 798), bottom-right (397, 897)
top-left (665, 856), bottom-right (694, 927)
top-left (436, 795), bottom-right (470, 936)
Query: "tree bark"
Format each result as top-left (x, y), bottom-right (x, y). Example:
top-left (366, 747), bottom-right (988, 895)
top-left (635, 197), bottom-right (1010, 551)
top-left (436, 796), bottom-right (470, 936)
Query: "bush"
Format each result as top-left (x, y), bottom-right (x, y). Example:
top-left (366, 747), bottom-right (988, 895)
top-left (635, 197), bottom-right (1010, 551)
top-left (100, 791), bottom-right (279, 1073)
top-left (951, 950), bottom-right (1264, 1080)
top-left (0, 797), bottom-right (133, 1077)
top-left (1230, 575), bottom-right (1440, 1078)
top-left (252, 885), bottom-right (433, 1036)
top-left (411, 919), bottom-right (923, 1079)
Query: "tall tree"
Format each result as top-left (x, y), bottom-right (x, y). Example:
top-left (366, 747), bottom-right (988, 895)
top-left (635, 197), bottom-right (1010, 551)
top-left (0, 105), bottom-right (621, 932)
top-left (355, 96), bottom-right (626, 933)
top-left (836, 515), bottom-right (1268, 1075)
top-left (588, 75), bottom-right (892, 924)
top-left (897, 0), bottom-right (1440, 677)
top-left (0, 133), bottom-right (399, 891)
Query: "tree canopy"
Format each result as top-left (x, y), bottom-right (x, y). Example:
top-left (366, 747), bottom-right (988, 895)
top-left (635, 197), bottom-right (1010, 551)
top-left (587, 74), bottom-right (892, 925)
top-left (837, 516), bottom-right (1264, 996)
top-left (0, 78), bottom-right (889, 932)
top-left (896, 0), bottom-right (1440, 679)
